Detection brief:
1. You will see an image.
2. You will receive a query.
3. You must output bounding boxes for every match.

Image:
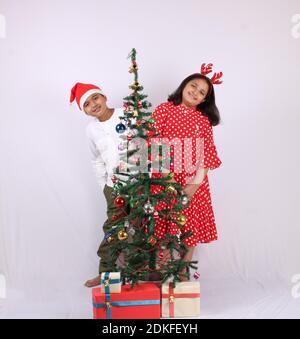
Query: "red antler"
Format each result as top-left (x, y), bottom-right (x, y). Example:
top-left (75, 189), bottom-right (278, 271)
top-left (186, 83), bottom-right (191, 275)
top-left (201, 63), bottom-right (213, 75)
top-left (211, 72), bottom-right (223, 84)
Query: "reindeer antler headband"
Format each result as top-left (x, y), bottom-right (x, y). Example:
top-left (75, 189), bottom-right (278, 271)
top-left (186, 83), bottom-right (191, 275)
top-left (201, 63), bottom-right (223, 85)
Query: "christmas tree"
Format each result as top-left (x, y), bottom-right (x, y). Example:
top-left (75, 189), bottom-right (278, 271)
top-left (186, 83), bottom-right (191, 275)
top-left (108, 48), bottom-right (197, 285)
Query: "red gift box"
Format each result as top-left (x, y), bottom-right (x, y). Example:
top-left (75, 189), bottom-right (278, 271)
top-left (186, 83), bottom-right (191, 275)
top-left (92, 283), bottom-right (161, 319)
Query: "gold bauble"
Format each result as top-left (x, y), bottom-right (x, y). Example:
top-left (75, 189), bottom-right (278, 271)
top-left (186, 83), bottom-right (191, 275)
top-left (133, 110), bottom-right (139, 117)
top-left (129, 64), bottom-right (138, 73)
top-left (166, 184), bottom-right (177, 195)
top-left (107, 236), bottom-right (115, 243)
top-left (118, 230), bottom-right (128, 241)
top-left (177, 214), bottom-right (187, 226)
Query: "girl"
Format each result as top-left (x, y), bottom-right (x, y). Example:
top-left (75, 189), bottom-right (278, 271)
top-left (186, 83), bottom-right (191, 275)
top-left (151, 64), bottom-right (223, 281)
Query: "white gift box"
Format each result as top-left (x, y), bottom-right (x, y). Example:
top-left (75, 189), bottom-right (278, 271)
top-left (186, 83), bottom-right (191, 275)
top-left (161, 281), bottom-right (200, 318)
top-left (100, 272), bottom-right (121, 294)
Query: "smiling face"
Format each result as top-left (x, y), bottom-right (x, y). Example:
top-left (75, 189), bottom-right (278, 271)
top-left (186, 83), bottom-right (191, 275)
top-left (182, 78), bottom-right (210, 108)
top-left (83, 93), bottom-right (108, 118)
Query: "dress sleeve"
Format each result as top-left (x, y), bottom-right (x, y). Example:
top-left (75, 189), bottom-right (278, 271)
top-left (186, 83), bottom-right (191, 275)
top-left (203, 119), bottom-right (222, 170)
top-left (152, 103), bottom-right (169, 136)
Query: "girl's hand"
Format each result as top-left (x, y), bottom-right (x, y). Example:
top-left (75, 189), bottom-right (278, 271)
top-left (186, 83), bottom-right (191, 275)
top-left (183, 183), bottom-right (201, 198)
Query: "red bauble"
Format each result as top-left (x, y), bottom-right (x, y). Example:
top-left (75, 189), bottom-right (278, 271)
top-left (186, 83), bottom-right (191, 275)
top-left (114, 196), bottom-right (125, 208)
top-left (111, 215), bottom-right (118, 221)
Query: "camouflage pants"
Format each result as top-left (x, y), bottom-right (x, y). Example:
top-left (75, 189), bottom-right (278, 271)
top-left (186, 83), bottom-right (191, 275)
top-left (97, 184), bottom-right (120, 273)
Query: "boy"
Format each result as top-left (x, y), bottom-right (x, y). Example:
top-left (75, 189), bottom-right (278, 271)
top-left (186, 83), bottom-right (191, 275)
top-left (70, 82), bottom-right (124, 287)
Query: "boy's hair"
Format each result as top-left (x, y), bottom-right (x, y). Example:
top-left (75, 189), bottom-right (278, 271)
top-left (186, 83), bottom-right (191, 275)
top-left (168, 73), bottom-right (221, 126)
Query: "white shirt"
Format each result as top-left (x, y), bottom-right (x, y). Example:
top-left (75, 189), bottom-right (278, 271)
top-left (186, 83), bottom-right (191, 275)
top-left (86, 108), bottom-right (124, 191)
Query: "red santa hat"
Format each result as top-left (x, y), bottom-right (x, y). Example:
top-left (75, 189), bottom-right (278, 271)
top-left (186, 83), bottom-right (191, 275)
top-left (70, 83), bottom-right (105, 110)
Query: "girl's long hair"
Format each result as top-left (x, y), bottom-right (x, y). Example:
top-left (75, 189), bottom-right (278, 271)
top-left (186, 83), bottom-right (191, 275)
top-left (168, 73), bottom-right (221, 126)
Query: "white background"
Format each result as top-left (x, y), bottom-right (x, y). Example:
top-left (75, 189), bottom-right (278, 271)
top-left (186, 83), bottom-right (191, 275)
top-left (0, 0), bottom-right (300, 318)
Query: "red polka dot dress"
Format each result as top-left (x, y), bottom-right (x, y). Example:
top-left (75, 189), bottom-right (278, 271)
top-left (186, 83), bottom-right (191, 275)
top-left (151, 102), bottom-right (222, 246)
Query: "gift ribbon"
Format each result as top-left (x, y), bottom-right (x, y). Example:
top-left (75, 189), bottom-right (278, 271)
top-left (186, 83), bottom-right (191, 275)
top-left (162, 283), bottom-right (200, 318)
top-left (101, 272), bottom-right (120, 295)
top-left (93, 299), bottom-right (160, 319)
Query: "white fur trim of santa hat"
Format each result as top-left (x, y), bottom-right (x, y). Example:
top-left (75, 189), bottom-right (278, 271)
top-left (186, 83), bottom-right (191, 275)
top-left (80, 89), bottom-right (106, 111)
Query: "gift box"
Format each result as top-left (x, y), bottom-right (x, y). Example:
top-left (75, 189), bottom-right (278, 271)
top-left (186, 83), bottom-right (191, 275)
top-left (100, 272), bottom-right (121, 294)
top-left (93, 282), bottom-right (161, 319)
top-left (161, 281), bottom-right (200, 318)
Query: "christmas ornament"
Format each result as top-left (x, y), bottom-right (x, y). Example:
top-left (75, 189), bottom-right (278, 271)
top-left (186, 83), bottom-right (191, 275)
top-left (107, 236), bottom-right (115, 243)
top-left (133, 110), bottom-right (139, 117)
top-left (111, 215), bottom-right (118, 221)
top-left (153, 211), bottom-right (159, 220)
top-left (129, 82), bottom-right (142, 91)
top-left (177, 214), bottom-right (187, 226)
top-left (118, 230), bottom-right (128, 241)
top-left (114, 196), bottom-right (125, 208)
top-left (194, 272), bottom-right (201, 280)
top-left (180, 195), bottom-right (189, 206)
top-left (129, 65), bottom-right (138, 73)
top-left (113, 182), bottom-right (123, 192)
top-left (111, 175), bottom-right (117, 184)
top-left (116, 123), bottom-right (126, 134)
top-left (128, 228), bottom-right (135, 236)
top-left (148, 117), bottom-right (155, 124)
top-left (137, 101), bottom-right (143, 109)
top-left (105, 229), bottom-right (115, 239)
top-left (143, 201), bottom-right (155, 214)
top-left (147, 236), bottom-right (157, 246)
top-left (158, 249), bottom-right (164, 260)
top-left (166, 184), bottom-right (177, 196)
top-left (129, 62), bottom-right (138, 73)
top-left (176, 230), bottom-right (182, 243)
